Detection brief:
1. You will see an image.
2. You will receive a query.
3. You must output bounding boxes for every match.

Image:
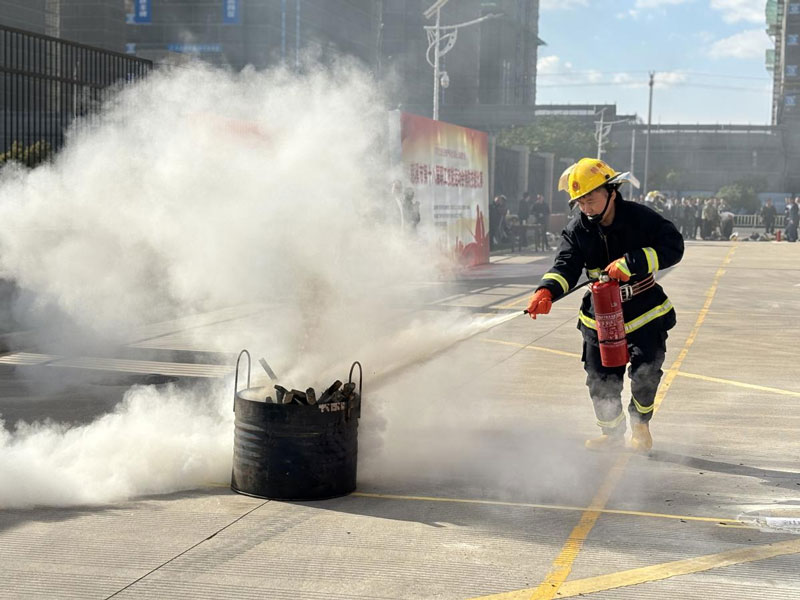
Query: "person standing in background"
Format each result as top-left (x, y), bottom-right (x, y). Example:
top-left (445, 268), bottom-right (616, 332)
top-left (760, 199), bottom-right (777, 235)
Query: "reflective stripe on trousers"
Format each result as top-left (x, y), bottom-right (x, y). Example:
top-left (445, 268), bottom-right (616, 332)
top-left (581, 331), bottom-right (667, 433)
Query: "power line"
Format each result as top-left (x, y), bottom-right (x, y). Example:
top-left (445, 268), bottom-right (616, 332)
top-left (538, 70), bottom-right (770, 81)
top-left (538, 82), bottom-right (768, 92)
top-left (683, 71), bottom-right (772, 81)
top-left (671, 82), bottom-right (770, 92)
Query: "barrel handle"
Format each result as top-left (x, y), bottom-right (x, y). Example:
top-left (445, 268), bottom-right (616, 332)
top-left (348, 360), bottom-right (362, 397)
top-left (234, 349), bottom-right (251, 412)
top-left (348, 360), bottom-right (363, 420)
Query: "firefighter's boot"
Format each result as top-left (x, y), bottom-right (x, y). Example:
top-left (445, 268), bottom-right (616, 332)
top-left (585, 432), bottom-right (625, 452)
top-left (629, 423), bottom-right (653, 453)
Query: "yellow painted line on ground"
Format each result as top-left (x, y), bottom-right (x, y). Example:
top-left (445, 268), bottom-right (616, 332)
top-left (654, 246), bottom-right (736, 414)
top-left (480, 337), bottom-right (582, 358)
top-left (675, 371), bottom-right (800, 398)
top-left (474, 538), bottom-right (800, 600)
top-left (351, 492), bottom-right (745, 526)
top-left (526, 455), bottom-right (630, 600)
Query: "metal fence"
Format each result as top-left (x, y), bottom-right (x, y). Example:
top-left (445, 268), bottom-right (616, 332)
top-left (733, 214), bottom-right (785, 228)
top-left (0, 25), bottom-right (151, 165)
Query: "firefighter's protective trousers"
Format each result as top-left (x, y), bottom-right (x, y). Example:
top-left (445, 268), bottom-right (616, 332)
top-left (582, 332), bottom-right (667, 434)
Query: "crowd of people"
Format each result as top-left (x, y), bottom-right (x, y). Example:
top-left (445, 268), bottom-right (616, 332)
top-left (489, 192), bottom-right (550, 250)
top-left (489, 192), bottom-right (800, 250)
top-left (489, 189), bottom-right (800, 251)
top-left (630, 193), bottom-right (800, 242)
top-left (627, 195), bottom-right (736, 241)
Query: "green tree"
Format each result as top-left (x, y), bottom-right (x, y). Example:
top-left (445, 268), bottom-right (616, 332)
top-left (716, 176), bottom-right (766, 213)
top-left (498, 117), bottom-right (597, 159)
top-left (664, 169), bottom-right (685, 196)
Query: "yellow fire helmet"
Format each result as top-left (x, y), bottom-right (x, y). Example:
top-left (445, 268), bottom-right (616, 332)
top-left (558, 158), bottom-right (640, 206)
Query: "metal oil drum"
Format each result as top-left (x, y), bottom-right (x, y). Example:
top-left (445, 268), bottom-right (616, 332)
top-left (230, 351), bottom-right (360, 500)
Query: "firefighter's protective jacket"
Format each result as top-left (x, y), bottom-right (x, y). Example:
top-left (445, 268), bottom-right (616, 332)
top-left (536, 197), bottom-right (684, 344)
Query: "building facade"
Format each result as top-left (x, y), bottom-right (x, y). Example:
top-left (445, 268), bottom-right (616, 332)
top-left (766, 0), bottom-right (800, 125)
top-left (1, 0), bottom-right (542, 132)
top-left (766, 0), bottom-right (800, 191)
top-left (123, 0), bottom-right (377, 71)
top-left (121, 0), bottom-right (541, 131)
top-left (392, 0), bottom-right (543, 132)
top-left (0, 0), bottom-right (127, 51)
top-left (0, 1), bottom-right (47, 34)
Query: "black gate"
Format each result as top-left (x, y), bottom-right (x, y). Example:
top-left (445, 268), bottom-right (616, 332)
top-left (0, 25), bottom-right (152, 166)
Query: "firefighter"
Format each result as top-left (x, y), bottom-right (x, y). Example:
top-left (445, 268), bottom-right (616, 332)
top-left (526, 158), bottom-right (684, 452)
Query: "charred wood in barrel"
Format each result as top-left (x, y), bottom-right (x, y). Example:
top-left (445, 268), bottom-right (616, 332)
top-left (274, 385), bottom-right (288, 404)
top-left (266, 379), bottom-right (358, 409)
top-left (319, 388), bottom-right (344, 405)
top-left (290, 389), bottom-right (307, 405)
top-left (318, 380), bottom-right (342, 404)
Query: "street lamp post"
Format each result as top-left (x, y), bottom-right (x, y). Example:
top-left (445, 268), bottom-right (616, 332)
top-left (423, 0), bottom-right (502, 120)
top-left (594, 106), bottom-right (631, 161)
top-left (432, 6), bottom-right (442, 120)
top-left (596, 107), bottom-right (606, 159)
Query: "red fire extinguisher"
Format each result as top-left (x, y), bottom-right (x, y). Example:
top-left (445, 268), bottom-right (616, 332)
top-left (591, 274), bottom-right (629, 367)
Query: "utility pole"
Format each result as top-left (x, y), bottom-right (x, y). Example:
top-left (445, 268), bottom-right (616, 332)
top-left (643, 71), bottom-right (654, 196)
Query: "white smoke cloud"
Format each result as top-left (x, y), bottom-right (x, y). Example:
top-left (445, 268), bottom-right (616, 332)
top-left (0, 382), bottom-right (233, 508)
top-left (0, 59), bottom-right (493, 509)
top-left (0, 60), bottom-right (450, 377)
top-left (0, 56), bottom-right (549, 510)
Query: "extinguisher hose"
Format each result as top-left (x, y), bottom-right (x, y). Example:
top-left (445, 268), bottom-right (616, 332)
top-left (523, 278), bottom-right (592, 315)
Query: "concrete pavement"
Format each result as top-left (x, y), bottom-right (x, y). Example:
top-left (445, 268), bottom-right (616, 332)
top-left (2, 240), bottom-right (800, 599)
